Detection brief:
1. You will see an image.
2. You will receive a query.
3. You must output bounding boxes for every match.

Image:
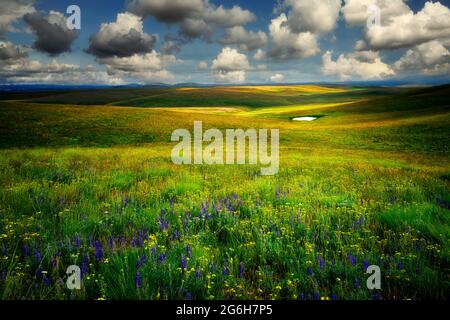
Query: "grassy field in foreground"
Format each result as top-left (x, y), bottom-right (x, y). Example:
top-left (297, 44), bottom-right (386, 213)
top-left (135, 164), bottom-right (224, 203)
top-left (0, 85), bottom-right (449, 300)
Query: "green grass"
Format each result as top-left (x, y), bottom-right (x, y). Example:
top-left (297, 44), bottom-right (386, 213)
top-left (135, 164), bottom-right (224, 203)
top-left (0, 85), bottom-right (449, 300)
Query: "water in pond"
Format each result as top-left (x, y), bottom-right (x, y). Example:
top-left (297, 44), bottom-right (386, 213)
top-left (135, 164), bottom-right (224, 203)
top-left (292, 117), bottom-right (317, 121)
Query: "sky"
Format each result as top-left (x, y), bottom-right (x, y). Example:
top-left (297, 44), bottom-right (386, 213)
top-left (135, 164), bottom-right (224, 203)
top-left (0, 0), bottom-right (450, 85)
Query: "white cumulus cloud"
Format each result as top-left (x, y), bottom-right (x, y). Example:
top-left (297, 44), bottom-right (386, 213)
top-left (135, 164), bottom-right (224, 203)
top-left (322, 50), bottom-right (395, 80)
top-left (211, 47), bottom-right (250, 83)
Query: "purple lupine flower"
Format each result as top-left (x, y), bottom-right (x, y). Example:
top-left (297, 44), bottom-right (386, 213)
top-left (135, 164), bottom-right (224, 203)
top-left (181, 255), bottom-right (187, 270)
top-left (35, 266), bottom-right (43, 279)
top-left (132, 238), bottom-right (137, 247)
top-left (307, 267), bottom-right (313, 276)
top-left (94, 241), bottom-right (103, 262)
top-left (81, 255), bottom-right (89, 278)
top-left (143, 228), bottom-right (149, 240)
top-left (313, 292), bottom-right (320, 300)
top-left (354, 278), bottom-right (361, 289)
top-left (108, 237), bottom-right (114, 249)
top-left (331, 294), bottom-right (337, 300)
top-left (348, 253), bottom-right (356, 266)
top-left (43, 276), bottom-right (51, 287)
top-left (397, 262), bottom-right (403, 271)
top-left (306, 293), bottom-right (311, 300)
top-left (186, 244), bottom-right (192, 259)
top-left (137, 232), bottom-right (144, 247)
top-left (135, 272), bottom-right (142, 289)
top-left (196, 268), bottom-right (201, 279)
top-left (35, 250), bottom-right (42, 263)
top-left (51, 257), bottom-right (57, 268)
top-left (158, 217), bottom-right (168, 231)
top-left (74, 236), bottom-right (81, 248)
top-left (88, 235), bottom-right (94, 247)
top-left (318, 257), bottom-right (324, 269)
top-left (363, 260), bottom-right (369, 271)
top-left (136, 255), bottom-right (147, 269)
top-left (23, 245), bottom-right (30, 257)
top-left (158, 253), bottom-right (166, 263)
top-left (222, 266), bottom-right (230, 276)
top-left (186, 292), bottom-right (193, 300)
top-left (239, 262), bottom-right (245, 278)
top-left (151, 246), bottom-right (157, 258)
top-left (299, 293), bottom-right (305, 300)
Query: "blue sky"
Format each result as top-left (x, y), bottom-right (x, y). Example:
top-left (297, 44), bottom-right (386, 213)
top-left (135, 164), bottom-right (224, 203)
top-left (1, 0), bottom-right (450, 85)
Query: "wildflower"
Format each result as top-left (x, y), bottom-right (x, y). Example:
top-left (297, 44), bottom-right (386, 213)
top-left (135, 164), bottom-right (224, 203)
top-left (363, 259), bottom-right (369, 271)
top-left (239, 262), bottom-right (245, 278)
top-left (181, 255), bottom-right (187, 270)
top-left (43, 276), bottom-right (51, 287)
top-left (108, 237), bottom-right (114, 249)
top-left (51, 257), bottom-right (57, 268)
top-left (186, 292), bottom-right (193, 300)
top-left (354, 278), bottom-right (361, 289)
top-left (132, 238), bottom-right (137, 247)
top-left (318, 257), bottom-right (324, 269)
top-left (348, 253), bottom-right (356, 267)
top-left (186, 244), bottom-right (192, 259)
top-left (158, 253), bottom-right (166, 263)
top-left (137, 232), bottom-right (144, 247)
top-left (158, 217), bottom-right (168, 231)
top-left (23, 245), bottom-right (30, 257)
top-left (94, 241), bottom-right (103, 262)
top-left (35, 250), bottom-right (42, 263)
top-left (313, 292), bottom-right (320, 300)
top-left (307, 267), bottom-right (313, 276)
top-left (389, 195), bottom-right (397, 204)
top-left (331, 294), bottom-right (337, 300)
top-left (74, 236), bottom-right (81, 248)
top-left (136, 255), bottom-right (147, 269)
top-left (143, 228), bottom-right (149, 240)
top-left (306, 293), bottom-right (311, 300)
top-left (222, 266), bottom-right (230, 276)
top-left (196, 268), bottom-right (201, 279)
top-left (298, 293), bottom-right (305, 300)
top-left (135, 272), bottom-right (142, 289)
top-left (35, 266), bottom-right (43, 279)
top-left (151, 246), bottom-right (157, 258)
top-left (81, 255), bottom-right (89, 278)
top-left (397, 262), bottom-right (403, 271)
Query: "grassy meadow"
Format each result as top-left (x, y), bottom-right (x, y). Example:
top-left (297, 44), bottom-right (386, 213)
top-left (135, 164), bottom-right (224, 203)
top-left (0, 84), bottom-right (449, 300)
